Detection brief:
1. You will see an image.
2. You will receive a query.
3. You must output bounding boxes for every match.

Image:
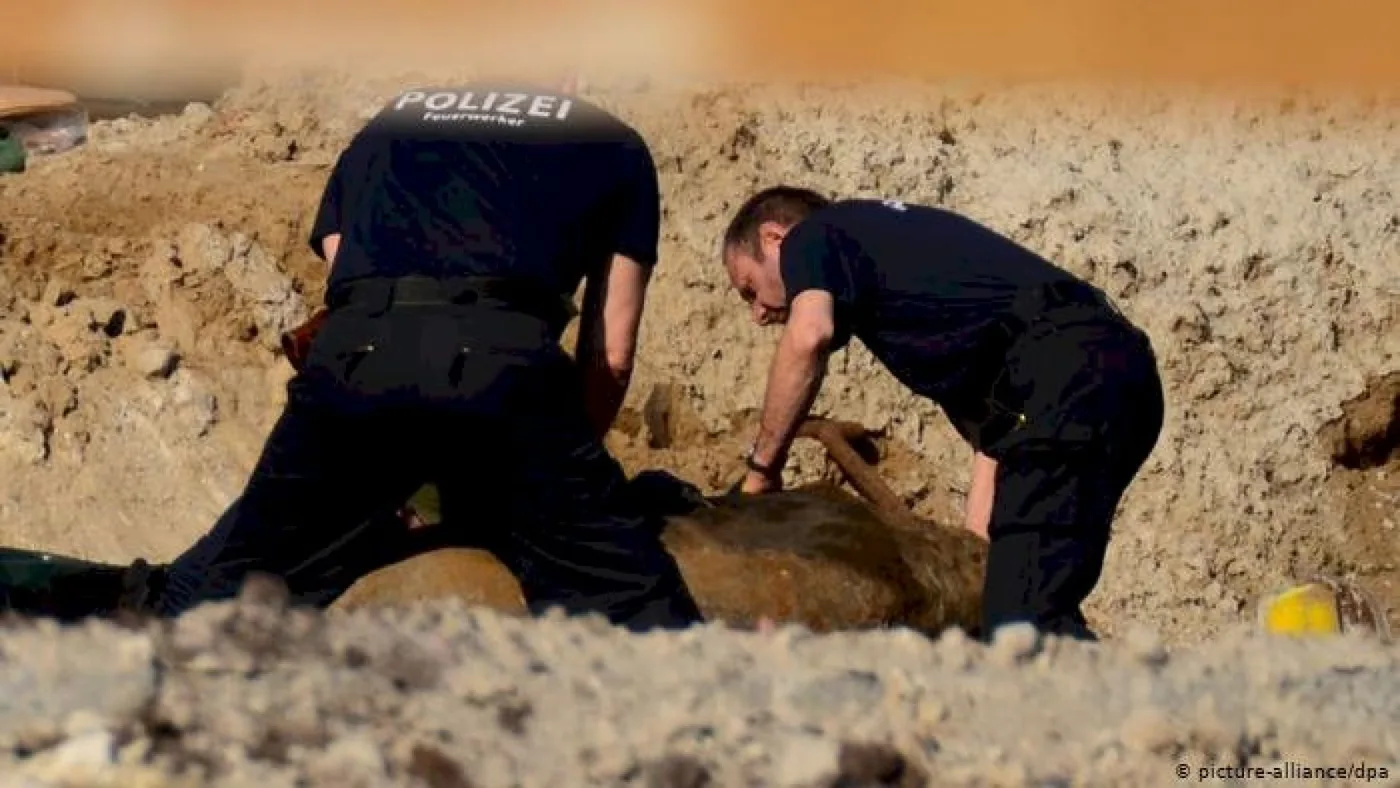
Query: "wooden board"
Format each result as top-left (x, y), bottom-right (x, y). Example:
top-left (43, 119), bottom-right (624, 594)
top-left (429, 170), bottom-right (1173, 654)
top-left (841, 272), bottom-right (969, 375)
top-left (0, 86), bottom-right (77, 119)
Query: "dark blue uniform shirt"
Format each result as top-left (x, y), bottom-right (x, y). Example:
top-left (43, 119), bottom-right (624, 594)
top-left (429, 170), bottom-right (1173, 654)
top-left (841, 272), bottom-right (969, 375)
top-left (309, 83), bottom-right (661, 297)
top-left (780, 199), bottom-right (1087, 449)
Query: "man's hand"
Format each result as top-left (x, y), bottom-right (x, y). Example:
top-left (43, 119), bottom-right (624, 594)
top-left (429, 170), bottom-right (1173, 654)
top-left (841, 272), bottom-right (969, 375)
top-left (281, 309), bottom-right (330, 371)
top-left (734, 440), bottom-right (787, 494)
top-left (739, 469), bottom-right (781, 495)
top-left (964, 451), bottom-right (997, 541)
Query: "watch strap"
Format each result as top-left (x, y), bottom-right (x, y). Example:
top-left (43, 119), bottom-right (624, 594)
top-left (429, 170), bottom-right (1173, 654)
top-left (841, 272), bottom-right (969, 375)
top-left (744, 444), bottom-right (781, 476)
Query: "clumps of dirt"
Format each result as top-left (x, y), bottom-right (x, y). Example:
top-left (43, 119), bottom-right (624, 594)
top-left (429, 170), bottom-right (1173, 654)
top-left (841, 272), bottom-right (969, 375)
top-left (0, 591), bottom-right (1397, 786)
top-left (0, 212), bottom-right (314, 561)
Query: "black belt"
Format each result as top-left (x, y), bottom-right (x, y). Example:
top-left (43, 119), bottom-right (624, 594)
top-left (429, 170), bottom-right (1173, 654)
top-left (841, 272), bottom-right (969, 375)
top-left (326, 275), bottom-right (578, 330)
top-left (952, 280), bottom-right (1135, 453)
top-left (1003, 279), bottom-right (1128, 339)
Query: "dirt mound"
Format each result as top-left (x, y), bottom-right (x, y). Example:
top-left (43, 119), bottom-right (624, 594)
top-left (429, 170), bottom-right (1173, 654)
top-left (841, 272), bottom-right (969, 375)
top-left (0, 594), bottom-right (1396, 786)
top-left (2, 70), bottom-right (1399, 645)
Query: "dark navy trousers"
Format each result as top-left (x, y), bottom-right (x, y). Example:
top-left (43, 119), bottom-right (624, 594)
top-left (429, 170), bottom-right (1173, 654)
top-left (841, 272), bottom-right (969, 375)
top-left (978, 307), bottom-right (1165, 642)
top-left (158, 285), bottom-right (703, 631)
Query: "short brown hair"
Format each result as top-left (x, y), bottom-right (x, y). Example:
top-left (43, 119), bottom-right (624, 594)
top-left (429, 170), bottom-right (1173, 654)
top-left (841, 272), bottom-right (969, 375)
top-left (721, 186), bottom-right (832, 257)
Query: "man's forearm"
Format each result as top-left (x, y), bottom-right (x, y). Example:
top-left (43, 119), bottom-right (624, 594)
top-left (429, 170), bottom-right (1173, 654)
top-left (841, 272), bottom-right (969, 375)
top-left (575, 317), bottom-right (633, 439)
top-left (573, 253), bottom-right (649, 441)
top-left (750, 332), bottom-right (828, 470)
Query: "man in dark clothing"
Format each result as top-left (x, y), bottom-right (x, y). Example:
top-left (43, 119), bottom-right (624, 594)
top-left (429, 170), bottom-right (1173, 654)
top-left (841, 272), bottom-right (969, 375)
top-left (153, 78), bottom-right (704, 631)
top-left (720, 187), bottom-right (1164, 641)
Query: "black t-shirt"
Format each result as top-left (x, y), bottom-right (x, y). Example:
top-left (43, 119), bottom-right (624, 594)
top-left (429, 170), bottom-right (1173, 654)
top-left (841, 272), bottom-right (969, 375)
top-left (780, 199), bottom-right (1083, 449)
top-left (309, 83), bottom-right (661, 297)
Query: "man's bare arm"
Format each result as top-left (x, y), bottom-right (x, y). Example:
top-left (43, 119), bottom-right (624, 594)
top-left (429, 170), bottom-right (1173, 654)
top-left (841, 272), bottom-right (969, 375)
top-left (964, 451), bottom-right (997, 541)
top-left (320, 233), bottom-right (341, 265)
top-left (746, 290), bottom-right (836, 477)
top-left (576, 253), bottom-right (651, 439)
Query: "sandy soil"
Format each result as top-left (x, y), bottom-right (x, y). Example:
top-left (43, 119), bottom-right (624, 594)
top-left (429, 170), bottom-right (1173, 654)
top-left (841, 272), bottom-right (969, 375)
top-left (0, 590), bottom-right (1397, 787)
top-left (2, 60), bottom-right (1400, 784)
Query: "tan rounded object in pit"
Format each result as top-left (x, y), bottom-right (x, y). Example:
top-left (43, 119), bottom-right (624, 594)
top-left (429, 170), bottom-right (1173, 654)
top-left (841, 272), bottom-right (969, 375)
top-left (662, 485), bottom-right (987, 633)
top-left (333, 547), bottom-right (530, 614)
top-left (331, 484), bottom-right (987, 637)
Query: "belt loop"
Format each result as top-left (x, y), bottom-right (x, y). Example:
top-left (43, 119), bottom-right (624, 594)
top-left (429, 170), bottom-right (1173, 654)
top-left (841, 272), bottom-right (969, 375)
top-left (367, 280), bottom-right (385, 317)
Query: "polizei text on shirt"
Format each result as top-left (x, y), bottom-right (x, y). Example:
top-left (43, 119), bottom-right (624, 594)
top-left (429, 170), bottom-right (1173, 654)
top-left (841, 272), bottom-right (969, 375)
top-left (393, 90), bottom-right (575, 127)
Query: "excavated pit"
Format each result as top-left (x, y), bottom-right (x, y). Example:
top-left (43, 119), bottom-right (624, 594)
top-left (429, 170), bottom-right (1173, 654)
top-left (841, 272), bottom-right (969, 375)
top-left (1324, 371), bottom-right (1400, 471)
top-left (330, 392), bottom-right (986, 637)
top-left (2, 67), bottom-right (1400, 785)
top-left (1318, 372), bottom-right (1400, 635)
top-left (2, 74), bottom-right (1398, 643)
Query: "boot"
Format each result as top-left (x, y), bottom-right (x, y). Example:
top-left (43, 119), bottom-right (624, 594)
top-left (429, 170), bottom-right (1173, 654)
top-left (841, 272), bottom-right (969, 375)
top-left (0, 548), bottom-right (165, 622)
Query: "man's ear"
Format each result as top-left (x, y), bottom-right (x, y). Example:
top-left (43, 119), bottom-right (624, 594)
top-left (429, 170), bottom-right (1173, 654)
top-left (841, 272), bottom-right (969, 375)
top-left (758, 221), bottom-right (791, 264)
top-left (758, 221), bottom-right (788, 247)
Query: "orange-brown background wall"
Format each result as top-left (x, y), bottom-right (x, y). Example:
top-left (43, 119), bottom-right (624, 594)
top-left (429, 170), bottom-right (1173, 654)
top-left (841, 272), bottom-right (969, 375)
top-left (2, 0), bottom-right (1399, 96)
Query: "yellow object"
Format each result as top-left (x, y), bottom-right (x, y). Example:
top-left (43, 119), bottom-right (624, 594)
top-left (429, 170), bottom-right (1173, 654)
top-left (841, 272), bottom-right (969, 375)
top-left (1259, 583), bottom-right (1342, 636)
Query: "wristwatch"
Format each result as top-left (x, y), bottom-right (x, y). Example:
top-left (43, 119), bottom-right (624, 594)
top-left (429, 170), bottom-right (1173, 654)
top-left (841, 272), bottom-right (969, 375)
top-left (744, 443), bottom-right (781, 477)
